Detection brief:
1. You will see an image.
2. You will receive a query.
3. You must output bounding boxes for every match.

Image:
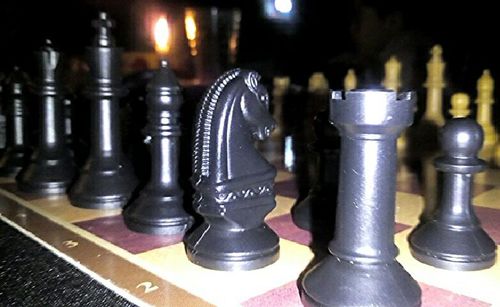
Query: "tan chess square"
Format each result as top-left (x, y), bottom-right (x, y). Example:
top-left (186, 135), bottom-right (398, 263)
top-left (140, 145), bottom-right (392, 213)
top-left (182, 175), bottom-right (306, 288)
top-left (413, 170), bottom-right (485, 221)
top-left (137, 239), bottom-right (313, 306)
top-left (28, 197), bottom-right (121, 223)
top-left (395, 229), bottom-right (500, 305)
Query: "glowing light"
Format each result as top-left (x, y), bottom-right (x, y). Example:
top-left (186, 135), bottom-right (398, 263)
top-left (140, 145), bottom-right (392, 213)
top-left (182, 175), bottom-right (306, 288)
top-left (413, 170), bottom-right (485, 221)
top-left (184, 9), bottom-right (198, 56)
top-left (274, 0), bottom-right (292, 14)
top-left (154, 16), bottom-right (170, 54)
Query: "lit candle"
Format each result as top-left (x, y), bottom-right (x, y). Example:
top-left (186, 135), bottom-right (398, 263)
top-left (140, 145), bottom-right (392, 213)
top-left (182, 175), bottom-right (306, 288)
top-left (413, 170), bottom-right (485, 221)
top-left (153, 16), bottom-right (171, 57)
top-left (184, 9), bottom-right (198, 56)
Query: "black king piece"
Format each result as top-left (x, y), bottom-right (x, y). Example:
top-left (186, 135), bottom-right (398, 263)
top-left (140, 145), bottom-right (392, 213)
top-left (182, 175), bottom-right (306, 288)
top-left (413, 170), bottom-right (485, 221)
top-left (123, 59), bottom-right (193, 235)
top-left (0, 67), bottom-right (31, 177)
top-left (69, 12), bottom-right (137, 209)
top-left (16, 40), bottom-right (76, 195)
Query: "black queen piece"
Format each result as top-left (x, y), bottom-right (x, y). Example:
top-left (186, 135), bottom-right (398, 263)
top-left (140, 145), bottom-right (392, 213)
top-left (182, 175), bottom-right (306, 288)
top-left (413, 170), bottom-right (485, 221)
top-left (184, 69), bottom-right (279, 271)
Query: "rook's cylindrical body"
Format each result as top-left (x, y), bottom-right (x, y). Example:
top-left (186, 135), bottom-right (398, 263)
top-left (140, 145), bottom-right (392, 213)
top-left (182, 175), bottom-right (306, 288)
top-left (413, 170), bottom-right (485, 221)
top-left (301, 90), bottom-right (421, 307)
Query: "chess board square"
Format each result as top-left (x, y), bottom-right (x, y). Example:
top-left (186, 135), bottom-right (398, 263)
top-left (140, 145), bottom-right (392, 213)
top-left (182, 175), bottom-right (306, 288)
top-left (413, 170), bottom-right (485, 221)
top-left (395, 229), bottom-right (500, 305)
top-left (475, 206), bottom-right (500, 244)
top-left (267, 214), bottom-right (312, 246)
top-left (136, 239), bottom-right (314, 306)
top-left (267, 213), bottom-right (411, 247)
top-left (242, 280), bottom-right (302, 307)
top-left (75, 215), bottom-right (183, 254)
top-left (419, 283), bottom-right (490, 307)
top-left (242, 280), bottom-right (490, 307)
top-left (275, 179), bottom-right (298, 199)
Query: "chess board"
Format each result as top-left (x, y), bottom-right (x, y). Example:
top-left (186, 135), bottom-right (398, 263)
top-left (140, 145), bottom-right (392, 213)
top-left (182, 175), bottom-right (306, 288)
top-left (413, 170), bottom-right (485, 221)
top-left (0, 160), bottom-right (499, 307)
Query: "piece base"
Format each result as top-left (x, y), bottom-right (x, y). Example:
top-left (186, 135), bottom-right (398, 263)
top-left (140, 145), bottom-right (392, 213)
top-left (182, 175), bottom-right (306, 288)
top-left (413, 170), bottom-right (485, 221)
top-left (185, 244), bottom-right (279, 271)
top-left (17, 181), bottom-right (69, 196)
top-left (69, 195), bottom-right (128, 210)
top-left (184, 223), bottom-right (280, 271)
top-left (291, 196), bottom-right (314, 231)
top-left (410, 245), bottom-right (496, 271)
top-left (409, 221), bottom-right (497, 271)
top-left (301, 256), bottom-right (421, 307)
top-left (68, 166), bottom-right (136, 210)
top-left (123, 212), bottom-right (193, 236)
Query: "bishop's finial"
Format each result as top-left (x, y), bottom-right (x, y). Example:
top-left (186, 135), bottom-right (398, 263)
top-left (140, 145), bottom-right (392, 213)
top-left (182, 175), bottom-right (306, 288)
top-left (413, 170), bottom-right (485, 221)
top-left (92, 12), bottom-right (115, 47)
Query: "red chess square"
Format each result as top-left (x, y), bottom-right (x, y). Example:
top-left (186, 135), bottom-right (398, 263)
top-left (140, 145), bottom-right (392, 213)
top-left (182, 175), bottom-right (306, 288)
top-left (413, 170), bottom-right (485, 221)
top-left (475, 206), bottom-right (500, 244)
top-left (75, 215), bottom-right (183, 254)
top-left (275, 179), bottom-right (299, 199)
top-left (242, 280), bottom-right (490, 307)
top-left (267, 214), bottom-right (410, 247)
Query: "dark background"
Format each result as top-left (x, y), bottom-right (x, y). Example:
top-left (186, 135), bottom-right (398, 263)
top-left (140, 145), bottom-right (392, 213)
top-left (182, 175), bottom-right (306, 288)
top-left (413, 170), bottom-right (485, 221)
top-left (1, 0), bottom-right (499, 112)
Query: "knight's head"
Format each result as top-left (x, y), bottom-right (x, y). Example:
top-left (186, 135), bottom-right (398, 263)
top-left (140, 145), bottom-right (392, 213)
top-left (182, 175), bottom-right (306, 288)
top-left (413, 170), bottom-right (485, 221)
top-left (241, 71), bottom-right (276, 140)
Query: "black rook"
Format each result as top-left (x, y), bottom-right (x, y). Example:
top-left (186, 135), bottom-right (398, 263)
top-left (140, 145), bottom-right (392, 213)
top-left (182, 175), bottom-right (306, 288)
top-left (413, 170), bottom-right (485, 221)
top-left (16, 40), bottom-right (76, 195)
top-left (123, 60), bottom-right (193, 235)
top-left (69, 12), bottom-right (137, 209)
top-left (301, 90), bottom-right (421, 307)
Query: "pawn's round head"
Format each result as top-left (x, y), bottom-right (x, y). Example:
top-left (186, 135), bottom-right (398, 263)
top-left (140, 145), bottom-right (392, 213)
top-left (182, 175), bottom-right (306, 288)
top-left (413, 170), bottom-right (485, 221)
top-left (441, 118), bottom-right (484, 159)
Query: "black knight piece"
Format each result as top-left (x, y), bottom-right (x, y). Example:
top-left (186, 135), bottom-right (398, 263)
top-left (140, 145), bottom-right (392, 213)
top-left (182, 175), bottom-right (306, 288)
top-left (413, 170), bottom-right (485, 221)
top-left (123, 60), bottom-right (193, 235)
top-left (69, 12), bottom-right (137, 209)
top-left (184, 69), bottom-right (279, 271)
top-left (0, 67), bottom-right (31, 177)
top-left (16, 40), bottom-right (76, 195)
top-left (409, 118), bottom-right (496, 270)
top-left (301, 90), bottom-right (421, 307)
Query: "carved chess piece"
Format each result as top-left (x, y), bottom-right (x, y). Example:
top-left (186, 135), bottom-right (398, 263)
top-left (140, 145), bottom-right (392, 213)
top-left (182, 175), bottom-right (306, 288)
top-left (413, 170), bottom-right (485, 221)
top-left (409, 117), bottom-right (496, 271)
top-left (69, 12), bottom-right (137, 209)
top-left (423, 45), bottom-right (446, 127)
top-left (301, 90), bottom-right (421, 307)
top-left (291, 110), bottom-right (340, 237)
top-left (0, 67), bottom-right (32, 177)
top-left (16, 40), bottom-right (76, 195)
top-left (185, 69), bottom-right (279, 271)
top-left (123, 60), bottom-right (193, 235)
top-left (343, 69), bottom-right (357, 91)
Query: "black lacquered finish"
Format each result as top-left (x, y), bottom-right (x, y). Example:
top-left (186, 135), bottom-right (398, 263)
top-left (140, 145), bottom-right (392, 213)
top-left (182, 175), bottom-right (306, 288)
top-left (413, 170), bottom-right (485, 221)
top-left (0, 67), bottom-right (31, 177)
top-left (185, 69), bottom-right (279, 271)
top-left (291, 110), bottom-right (340, 236)
top-left (301, 90), bottom-right (421, 307)
top-left (16, 40), bottom-right (76, 195)
top-left (69, 12), bottom-right (137, 209)
top-left (409, 118), bottom-right (496, 271)
top-left (123, 60), bottom-right (193, 235)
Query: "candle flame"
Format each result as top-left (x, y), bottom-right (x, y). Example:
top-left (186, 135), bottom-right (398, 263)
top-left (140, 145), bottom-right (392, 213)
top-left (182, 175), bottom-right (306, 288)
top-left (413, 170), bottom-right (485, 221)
top-left (184, 9), bottom-right (197, 56)
top-left (154, 16), bottom-right (170, 54)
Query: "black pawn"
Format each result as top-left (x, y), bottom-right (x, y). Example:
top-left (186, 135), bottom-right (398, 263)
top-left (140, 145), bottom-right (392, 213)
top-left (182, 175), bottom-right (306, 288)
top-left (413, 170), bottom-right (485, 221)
top-left (291, 110), bottom-right (340, 237)
top-left (409, 118), bottom-right (496, 270)
top-left (16, 40), bottom-right (76, 195)
top-left (69, 12), bottom-right (137, 209)
top-left (0, 67), bottom-right (31, 177)
top-left (301, 90), bottom-right (421, 307)
top-left (123, 60), bottom-right (193, 235)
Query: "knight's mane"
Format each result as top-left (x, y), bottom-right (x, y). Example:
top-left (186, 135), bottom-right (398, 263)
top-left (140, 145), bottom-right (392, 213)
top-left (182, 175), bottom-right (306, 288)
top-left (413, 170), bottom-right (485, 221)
top-left (193, 68), bottom-right (241, 178)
